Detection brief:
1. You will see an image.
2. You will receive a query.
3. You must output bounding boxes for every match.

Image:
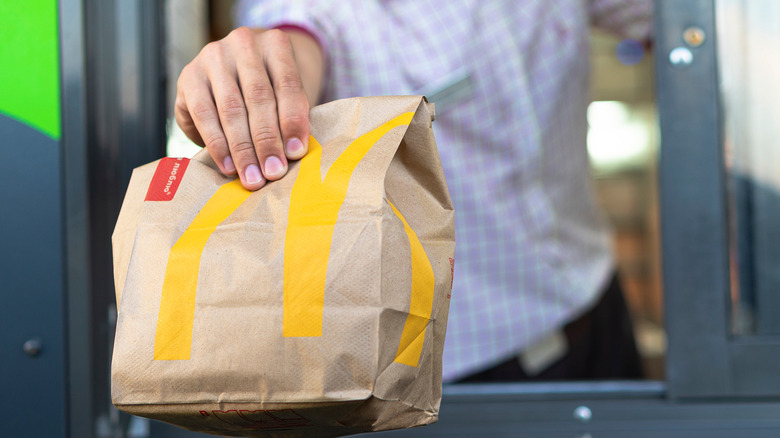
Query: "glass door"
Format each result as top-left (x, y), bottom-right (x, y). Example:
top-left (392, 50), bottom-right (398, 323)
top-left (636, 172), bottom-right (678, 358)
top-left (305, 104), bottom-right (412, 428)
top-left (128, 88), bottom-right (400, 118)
top-left (659, 0), bottom-right (780, 399)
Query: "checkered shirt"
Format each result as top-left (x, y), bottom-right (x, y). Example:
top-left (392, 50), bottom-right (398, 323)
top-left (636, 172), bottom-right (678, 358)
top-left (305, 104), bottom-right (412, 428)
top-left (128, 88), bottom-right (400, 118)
top-left (236, 0), bottom-right (653, 381)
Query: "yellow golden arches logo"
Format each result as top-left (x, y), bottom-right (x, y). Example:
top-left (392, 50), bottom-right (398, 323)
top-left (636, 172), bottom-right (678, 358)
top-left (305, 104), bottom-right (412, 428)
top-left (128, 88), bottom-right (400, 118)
top-left (154, 111), bottom-right (435, 367)
top-left (282, 112), bottom-right (415, 337)
top-left (388, 200), bottom-right (436, 367)
top-left (154, 179), bottom-right (252, 360)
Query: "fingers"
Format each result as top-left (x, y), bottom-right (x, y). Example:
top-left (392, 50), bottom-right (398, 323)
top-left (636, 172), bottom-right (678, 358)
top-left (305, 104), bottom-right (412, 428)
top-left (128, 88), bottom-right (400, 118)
top-left (175, 70), bottom-right (237, 178)
top-left (262, 30), bottom-right (310, 161)
top-left (232, 29), bottom-right (288, 183)
top-left (174, 91), bottom-right (205, 148)
top-left (234, 29), bottom-right (310, 183)
top-left (174, 27), bottom-right (313, 191)
top-left (207, 40), bottom-right (268, 190)
top-left (176, 43), bottom-right (246, 186)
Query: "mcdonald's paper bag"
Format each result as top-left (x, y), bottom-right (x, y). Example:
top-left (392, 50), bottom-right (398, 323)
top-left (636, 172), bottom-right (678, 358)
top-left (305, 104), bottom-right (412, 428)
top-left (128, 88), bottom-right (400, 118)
top-left (111, 96), bottom-right (455, 437)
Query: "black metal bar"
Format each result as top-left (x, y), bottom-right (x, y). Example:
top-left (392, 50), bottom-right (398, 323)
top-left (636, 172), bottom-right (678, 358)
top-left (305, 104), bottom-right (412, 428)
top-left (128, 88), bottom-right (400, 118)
top-left (655, 0), bottom-right (732, 399)
top-left (60, 0), bottom-right (93, 436)
top-left (443, 381), bottom-right (666, 401)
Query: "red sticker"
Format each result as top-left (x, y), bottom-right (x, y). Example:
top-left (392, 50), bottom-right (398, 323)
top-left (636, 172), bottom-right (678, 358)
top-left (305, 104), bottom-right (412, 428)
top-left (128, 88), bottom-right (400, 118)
top-left (145, 157), bottom-right (190, 201)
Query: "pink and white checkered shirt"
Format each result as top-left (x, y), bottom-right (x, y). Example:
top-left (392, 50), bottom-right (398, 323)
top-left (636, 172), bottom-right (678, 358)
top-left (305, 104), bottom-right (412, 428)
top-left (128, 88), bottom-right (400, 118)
top-left (236, 0), bottom-right (652, 381)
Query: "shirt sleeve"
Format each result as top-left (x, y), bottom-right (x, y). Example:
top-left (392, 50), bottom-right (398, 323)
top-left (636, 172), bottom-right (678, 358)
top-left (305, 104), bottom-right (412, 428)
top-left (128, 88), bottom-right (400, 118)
top-left (235, 1), bottom-right (330, 48)
top-left (588, 0), bottom-right (654, 42)
top-left (232, 0), bottom-right (339, 85)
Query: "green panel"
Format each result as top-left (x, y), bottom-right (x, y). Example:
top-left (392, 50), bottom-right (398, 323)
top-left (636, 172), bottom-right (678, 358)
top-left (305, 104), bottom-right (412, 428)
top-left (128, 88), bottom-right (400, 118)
top-left (0, 0), bottom-right (61, 139)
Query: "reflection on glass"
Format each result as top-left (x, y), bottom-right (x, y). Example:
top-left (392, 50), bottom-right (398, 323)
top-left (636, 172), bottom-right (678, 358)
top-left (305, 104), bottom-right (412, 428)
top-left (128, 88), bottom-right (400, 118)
top-left (717, 0), bottom-right (780, 335)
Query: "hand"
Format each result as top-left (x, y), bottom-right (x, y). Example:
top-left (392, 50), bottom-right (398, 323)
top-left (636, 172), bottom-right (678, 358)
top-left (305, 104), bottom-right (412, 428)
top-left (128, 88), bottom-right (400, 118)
top-left (175, 27), bottom-right (324, 190)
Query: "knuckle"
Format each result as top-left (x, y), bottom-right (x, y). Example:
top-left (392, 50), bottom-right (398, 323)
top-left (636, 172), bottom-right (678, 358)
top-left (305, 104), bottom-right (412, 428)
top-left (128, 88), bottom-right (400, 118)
top-left (177, 64), bottom-right (200, 91)
top-left (175, 76), bottom-right (187, 94)
top-left (278, 112), bottom-right (307, 129)
top-left (177, 64), bottom-right (193, 83)
top-left (229, 142), bottom-right (260, 167)
top-left (244, 81), bottom-right (276, 106)
top-left (230, 140), bottom-right (255, 155)
top-left (190, 102), bottom-right (216, 121)
top-left (263, 28), bottom-right (291, 46)
top-left (229, 26), bottom-right (253, 40)
top-left (199, 41), bottom-right (221, 58)
top-left (218, 96), bottom-right (247, 119)
top-left (227, 26), bottom-right (257, 50)
top-left (251, 126), bottom-right (281, 150)
top-left (275, 74), bottom-right (304, 94)
top-left (203, 133), bottom-right (228, 151)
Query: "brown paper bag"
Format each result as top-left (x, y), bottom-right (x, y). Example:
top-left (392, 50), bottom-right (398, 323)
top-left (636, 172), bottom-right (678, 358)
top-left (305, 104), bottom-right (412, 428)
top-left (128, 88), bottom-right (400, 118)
top-left (111, 96), bottom-right (455, 437)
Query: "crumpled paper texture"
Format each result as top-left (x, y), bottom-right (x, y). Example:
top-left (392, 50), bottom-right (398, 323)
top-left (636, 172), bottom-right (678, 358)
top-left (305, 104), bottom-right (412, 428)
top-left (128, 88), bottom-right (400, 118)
top-left (111, 96), bottom-right (455, 437)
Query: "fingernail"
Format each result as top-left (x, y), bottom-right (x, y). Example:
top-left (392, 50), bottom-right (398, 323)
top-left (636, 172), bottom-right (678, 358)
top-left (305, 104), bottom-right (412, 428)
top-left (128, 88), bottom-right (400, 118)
top-left (286, 137), bottom-right (305, 156)
top-left (264, 156), bottom-right (285, 177)
top-left (245, 164), bottom-right (264, 184)
top-left (223, 156), bottom-right (235, 173)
